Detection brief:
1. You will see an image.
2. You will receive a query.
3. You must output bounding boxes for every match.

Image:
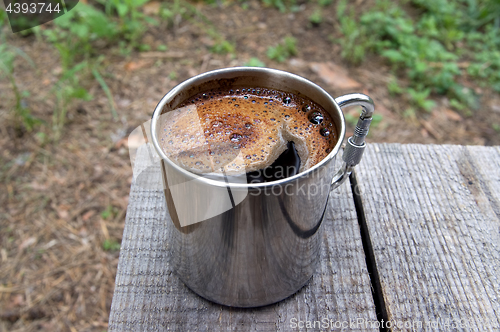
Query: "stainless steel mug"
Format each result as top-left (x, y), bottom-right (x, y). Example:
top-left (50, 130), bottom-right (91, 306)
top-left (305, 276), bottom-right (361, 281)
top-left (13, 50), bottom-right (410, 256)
top-left (150, 67), bottom-right (374, 307)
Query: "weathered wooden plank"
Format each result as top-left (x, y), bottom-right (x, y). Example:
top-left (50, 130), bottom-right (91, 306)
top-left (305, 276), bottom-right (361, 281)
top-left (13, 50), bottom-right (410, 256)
top-left (109, 147), bottom-right (377, 331)
top-left (355, 144), bottom-right (500, 331)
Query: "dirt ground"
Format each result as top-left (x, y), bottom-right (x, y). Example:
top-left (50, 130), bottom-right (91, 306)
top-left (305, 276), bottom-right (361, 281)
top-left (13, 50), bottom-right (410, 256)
top-left (1, 1), bottom-right (500, 331)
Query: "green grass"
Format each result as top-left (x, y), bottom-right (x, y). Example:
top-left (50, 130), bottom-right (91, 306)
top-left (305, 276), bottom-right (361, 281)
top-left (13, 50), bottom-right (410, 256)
top-left (102, 239), bottom-right (121, 251)
top-left (309, 9), bottom-right (323, 26)
top-left (308, 0), bottom-right (334, 26)
top-left (22, 1), bottom-right (157, 139)
top-left (157, 44), bottom-right (168, 51)
top-left (267, 36), bottom-right (297, 63)
top-left (51, 62), bottom-right (93, 140)
top-left (244, 57), bottom-right (266, 67)
top-left (261, 0), bottom-right (297, 12)
top-left (101, 205), bottom-right (119, 219)
top-left (336, 0), bottom-right (500, 114)
top-left (210, 39), bottom-right (235, 55)
top-left (0, 0), bottom-right (236, 140)
top-left (3, 0), bottom-right (499, 139)
top-left (95, 0), bottom-right (158, 49)
top-left (0, 41), bottom-right (40, 132)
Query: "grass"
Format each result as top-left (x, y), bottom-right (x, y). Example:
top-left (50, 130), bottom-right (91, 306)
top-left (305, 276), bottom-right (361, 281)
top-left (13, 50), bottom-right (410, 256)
top-left (51, 61), bottom-right (93, 140)
top-left (308, 0), bottom-right (334, 26)
top-left (308, 9), bottom-right (323, 26)
top-left (2, 0), bottom-right (498, 137)
top-left (0, 41), bottom-right (40, 133)
top-left (1, 0), bottom-right (158, 140)
top-left (92, 67), bottom-right (118, 120)
top-left (267, 36), bottom-right (297, 63)
top-left (210, 38), bottom-right (236, 55)
top-left (159, 0), bottom-right (235, 56)
top-left (95, 0), bottom-right (158, 49)
top-left (334, 0), bottom-right (369, 66)
top-left (336, 0), bottom-right (500, 114)
top-left (245, 57), bottom-right (266, 67)
top-left (261, 0), bottom-right (298, 12)
top-left (102, 239), bottom-right (121, 251)
top-left (101, 205), bottom-right (119, 219)
top-left (0, 12), bottom-right (38, 134)
top-left (0, 0), bottom-right (251, 140)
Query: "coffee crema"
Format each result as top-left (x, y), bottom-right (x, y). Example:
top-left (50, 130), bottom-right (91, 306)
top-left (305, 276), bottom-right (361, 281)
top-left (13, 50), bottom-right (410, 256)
top-left (159, 87), bottom-right (338, 175)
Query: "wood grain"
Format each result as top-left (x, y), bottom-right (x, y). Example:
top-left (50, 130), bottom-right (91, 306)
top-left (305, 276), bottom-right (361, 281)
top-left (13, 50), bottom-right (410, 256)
top-left (354, 144), bottom-right (500, 331)
top-left (108, 148), bottom-right (377, 331)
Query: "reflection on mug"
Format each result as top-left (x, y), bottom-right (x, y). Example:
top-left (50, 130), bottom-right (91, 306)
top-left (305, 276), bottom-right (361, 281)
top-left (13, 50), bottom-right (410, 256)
top-left (128, 117), bottom-right (249, 227)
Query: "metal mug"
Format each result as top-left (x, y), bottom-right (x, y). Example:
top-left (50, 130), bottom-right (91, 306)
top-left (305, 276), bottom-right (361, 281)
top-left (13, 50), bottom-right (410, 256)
top-left (150, 67), bottom-right (374, 307)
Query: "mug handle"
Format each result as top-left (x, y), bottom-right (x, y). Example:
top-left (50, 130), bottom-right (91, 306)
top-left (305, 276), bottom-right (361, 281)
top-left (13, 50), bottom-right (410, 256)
top-left (330, 93), bottom-right (375, 191)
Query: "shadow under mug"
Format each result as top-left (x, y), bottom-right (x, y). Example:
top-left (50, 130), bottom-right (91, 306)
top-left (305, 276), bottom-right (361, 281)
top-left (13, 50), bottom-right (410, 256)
top-left (149, 67), bottom-right (375, 307)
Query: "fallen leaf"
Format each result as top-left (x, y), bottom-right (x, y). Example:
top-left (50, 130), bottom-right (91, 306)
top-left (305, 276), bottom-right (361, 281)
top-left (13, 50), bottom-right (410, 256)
top-left (142, 1), bottom-right (161, 15)
top-left (12, 294), bottom-right (24, 307)
top-left (57, 204), bottom-right (71, 219)
top-left (19, 237), bottom-right (37, 250)
top-left (444, 108), bottom-right (463, 122)
top-left (82, 210), bottom-right (96, 221)
top-left (419, 119), bottom-right (442, 140)
top-left (100, 220), bottom-right (109, 239)
top-left (310, 62), bottom-right (362, 90)
top-left (79, 227), bottom-right (88, 237)
top-left (124, 60), bottom-right (151, 72)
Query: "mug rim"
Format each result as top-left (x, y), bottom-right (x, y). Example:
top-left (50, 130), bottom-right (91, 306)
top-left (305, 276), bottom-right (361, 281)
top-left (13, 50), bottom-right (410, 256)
top-left (150, 67), bottom-right (346, 189)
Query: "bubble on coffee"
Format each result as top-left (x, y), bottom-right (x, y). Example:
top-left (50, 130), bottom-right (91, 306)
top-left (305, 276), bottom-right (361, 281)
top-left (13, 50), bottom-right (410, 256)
top-left (159, 88), bottom-right (338, 175)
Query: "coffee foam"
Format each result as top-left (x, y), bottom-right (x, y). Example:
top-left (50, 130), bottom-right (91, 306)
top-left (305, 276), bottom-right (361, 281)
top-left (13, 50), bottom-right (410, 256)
top-left (160, 88), bottom-right (337, 175)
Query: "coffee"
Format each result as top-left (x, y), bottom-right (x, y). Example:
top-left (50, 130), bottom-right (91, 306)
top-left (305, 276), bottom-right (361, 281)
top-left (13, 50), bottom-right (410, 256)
top-left (159, 87), bottom-right (338, 176)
